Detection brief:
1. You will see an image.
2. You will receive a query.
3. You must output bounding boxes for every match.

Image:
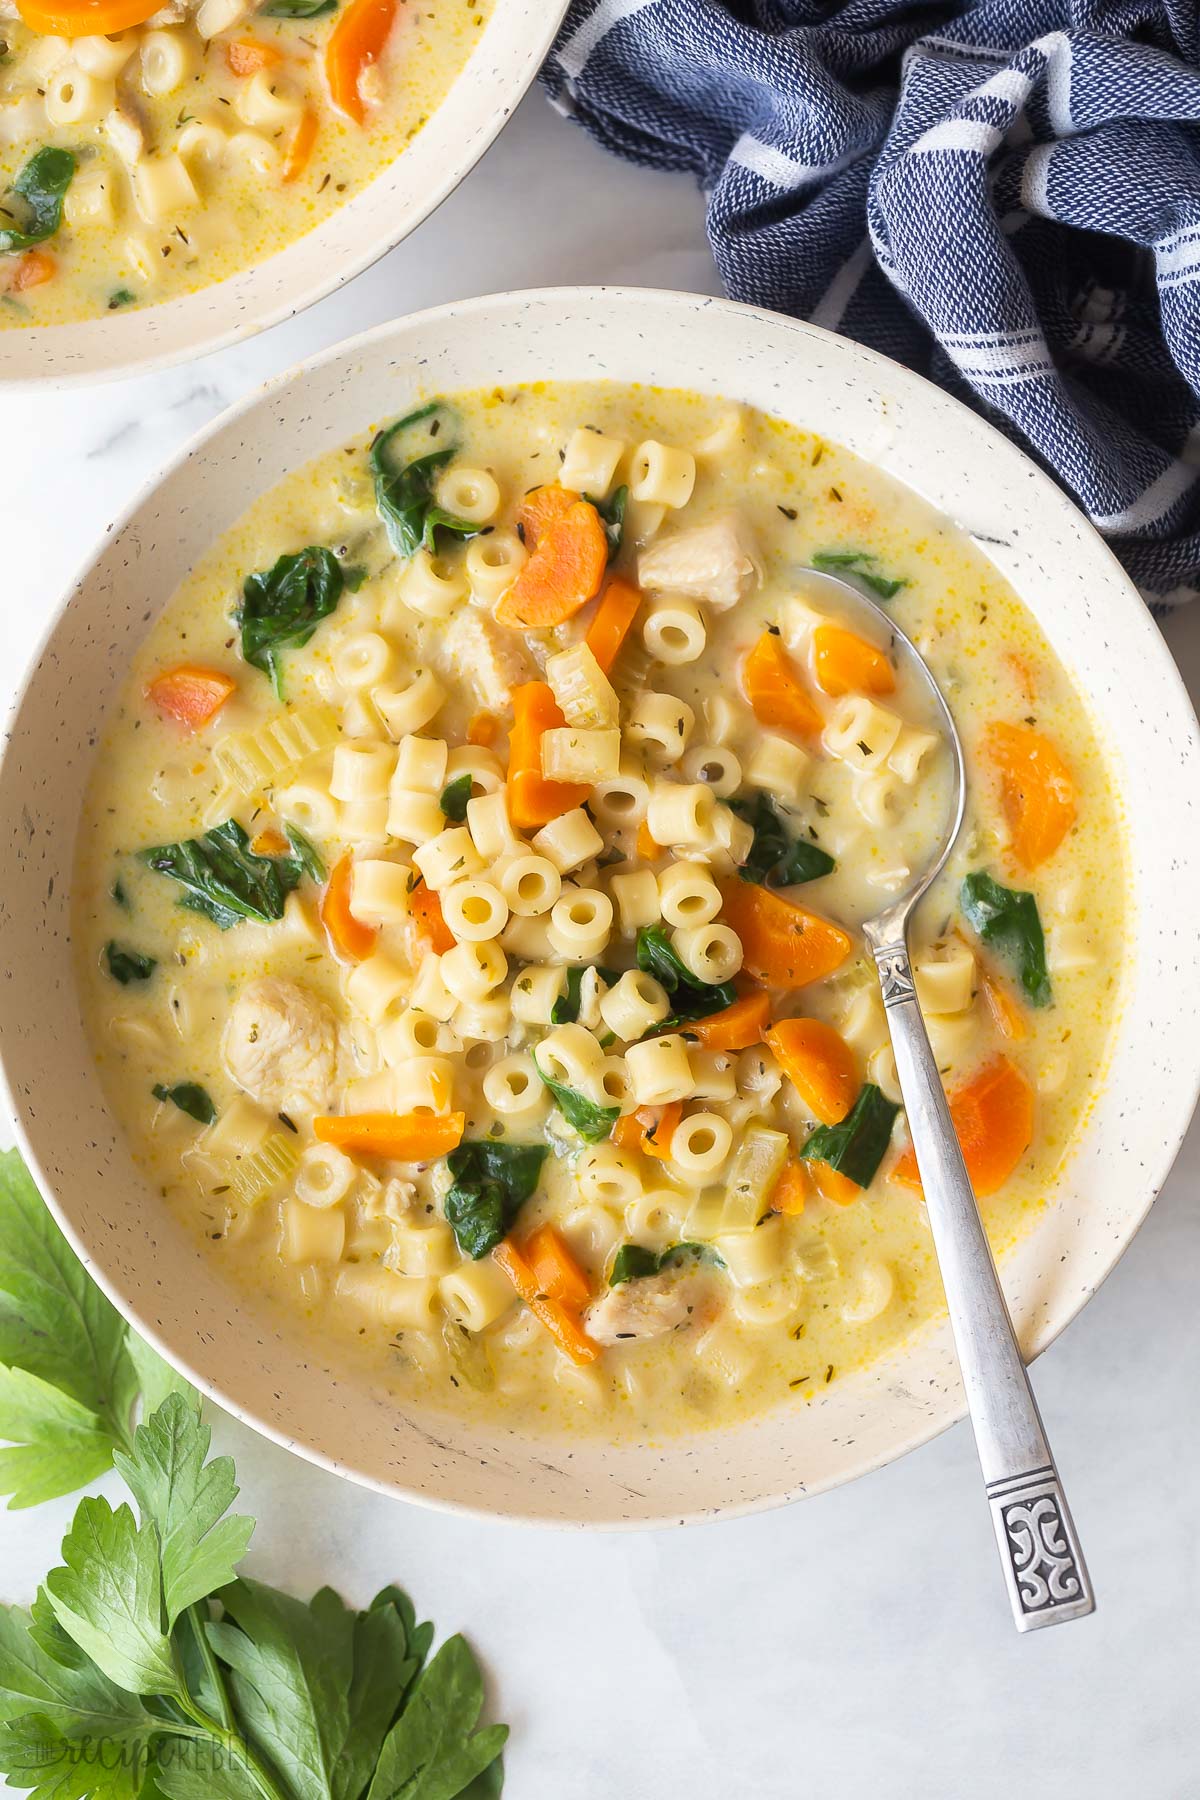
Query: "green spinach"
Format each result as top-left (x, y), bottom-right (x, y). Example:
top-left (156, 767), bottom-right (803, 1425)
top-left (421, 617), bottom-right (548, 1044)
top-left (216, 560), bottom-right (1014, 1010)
top-left (961, 870), bottom-right (1052, 1007)
top-left (550, 964), bottom-right (619, 1026)
top-left (608, 1241), bottom-right (724, 1286)
top-left (0, 147), bottom-right (75, 254)
top-left (811, 550), bottom-right (906, 601)
top-left (261, 0), bottom-right (337, 13)
top-left (238, 545), bottom-right (350, 698)
top-left (371, 401), bottom-right (480, 559)
top-left (151, 1083), bottom-right (216, 1125)
top-left (141, 819), bottom-right (318, 930)
top-left (104, 942), bottom-right (155, 985)
top-left (532, 1056), bottom-right (619, 1143)
top-left (440, 772), bottom-right (473, 823)
top-left (443, 1140), bottom-right (548, 1259)
top-left (800, 1083), bottom-right (899, 1189)
top-left (586, 483), bottom-right (628, 562)
top-left (730, 792), bottom-right (835, 889)
top-left (635, 925), bottom-right (736, 1021)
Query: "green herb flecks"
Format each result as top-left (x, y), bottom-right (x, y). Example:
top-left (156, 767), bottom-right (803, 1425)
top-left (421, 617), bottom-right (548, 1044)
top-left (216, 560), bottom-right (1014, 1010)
top-left (106, 287), bottom-right (136, 310)
top-left (141, 819), bottom-right (318, 930)
top-left (440, 772), bottom-right (473, 823)
top-left (443, 1140), bottom-right (548, 1259)
top-left (961, 870), bottom-right (1052, 1007)
top-left (370, 401), bottom-right (481, 560)
top-left (608, 1241), bottom-right (724, 1286)
top-left (0, 147), bottom-right (75, 254)
top-left (238, 545), bottom-right (350, 698)
top-left (730, 792), bottom-right (835, 889)
top-left (800, 1083), bottom-right (899, 1189)
top-left (532, 1056), bottom-right (619, 1144)
top-left (811, 550), bottom-right (906, 602)
top-left (151, 1083), bottom-right (216, 1126)
top-left (104, 942), bottom-right (156, 985)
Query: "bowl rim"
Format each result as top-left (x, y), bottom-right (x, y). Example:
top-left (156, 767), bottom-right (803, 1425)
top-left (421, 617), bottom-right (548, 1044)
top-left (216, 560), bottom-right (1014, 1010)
top-left (5, 284), bottom-right (1200, 1527)
top-left (0, 0), bottom-right (569, 390)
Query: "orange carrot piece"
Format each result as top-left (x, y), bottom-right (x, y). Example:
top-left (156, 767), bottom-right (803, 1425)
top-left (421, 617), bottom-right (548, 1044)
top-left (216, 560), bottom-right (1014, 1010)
top-left (467, 709), bottom-right (500, 748)
top-left (636, 819), bottom-right (662, 861)
top-left (495, 501), bottom-right (608, 629)
top-left (325, 0), bottom-right (395, 124)
top-left (408, 878), bottom-right (454, 955)
top-left (610, 1113), bottom-right (644, 1151)
top-left (640, 1101), bottom-right (682, 1163)
top-left (719, 881), bottom-right (852, 990)
top-left (522, 1224), bottom-right (591, 1309)
top-left (250, 827), bottom-right (291, 858)
top-left (517, 483), bottom-right (580, 549)
top-left (809, 1162), bottom-right (860, 1207)
top-left (313, 1109), bottom-right (465, 1162)
top-left (493, 1240), bottom-right (600, 1366)
top-left (811, 623), bottom-right (896, 698)
top-left (769, 1159), bottom-right (808, 1215)
top-left (685, 990), bottom-right (771, 1052)
top-left (981, 966), bottom-right (1028, 1041)
top-left (16, 0), bottom-right (159, 34)
top-left (505, 681), bottom-right (590, 830)
top-left (1005, 650), bottom-right (1037, 704)
top-left (320, 853), bottom-right (378, 963)
top-left (742, 631), bottom-right (823, 739)
top-left (12, 249), bottom-right (56, 291)
top-left (764, 1017), bottom-right (858, 1125)
top-left (892, 1057), bottom-right (1034, 1197)
top-left (146, 665), bottom-right (236, 729)
top-left (585, 576), bottom-right (642, 675)
top-left (226, 36), bottom-right (282, 73)
top-left (281, 108), bottom-right (318, 183)
top-left (985, 721), bottom-right (1076, 869)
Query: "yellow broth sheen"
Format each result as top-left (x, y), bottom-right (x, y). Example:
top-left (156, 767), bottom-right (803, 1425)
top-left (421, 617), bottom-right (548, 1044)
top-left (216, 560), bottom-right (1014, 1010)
top-left (72, 382), bottom-right (1127, 1438)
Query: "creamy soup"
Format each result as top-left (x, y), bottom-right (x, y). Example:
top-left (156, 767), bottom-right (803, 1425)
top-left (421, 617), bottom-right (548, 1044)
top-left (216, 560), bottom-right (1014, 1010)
top-left (0, 0), bottom-right (489, 326)
top-left (73, 382), bottom-right (1127, 1438)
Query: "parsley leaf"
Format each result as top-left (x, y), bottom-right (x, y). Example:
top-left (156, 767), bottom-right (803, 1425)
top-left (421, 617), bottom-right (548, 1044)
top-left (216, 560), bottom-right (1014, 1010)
top-left (0, 147), bottom-right (75, 254)
top-left (44, 1496), bottom-right (183, 1697)
top-left (152, 1083), bottom-right (216, 1126)
top-left (104, 942), bottom-right (157, 985)
top-left (439, 773), bottom-right (473, 823)
top-left (811, 550), bottom-right (906, 601)
top-left (0, 1368), bottom-right (117, 1510)
top-left (729, 793), bottom-right (835, 889)
top-left (371, 403), bottom-right (480, 560)
top-left (443, 1141), bottom-right (548, 1259)
top-left (238, 546), bottom-right (349, 698)
top-left (142, 819), bottom-right (316, 930)
top-left (366, 1634), bottom-right (508, 1800)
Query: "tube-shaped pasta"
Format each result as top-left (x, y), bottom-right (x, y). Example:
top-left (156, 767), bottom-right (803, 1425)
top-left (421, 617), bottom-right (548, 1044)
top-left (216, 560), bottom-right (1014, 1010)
top-left (483, 1054), bottom-right (550, 1124)
top-left (454, 995), bottom-right (511, 1043)
top-left (466, 791), bottom-right (518, 861)
top-left (140, 30), bottom-right (193, 96)
top-left (340, 797), bottom-right (389, 845)
top-left (294, 1143), bottom-right (357, 1210)
top-left (670, 1111), bottom-right (733, 1179)
top-left (511, 964), bottom-right (566, 1026)
top-left (625, 694), bottom-right (695, 763)
top-left (535, 1022), bottom-right (605, 1088)
top-left (824, 696), bottom-right (903, 772)
top-left (394, 550), bottom-right (468, 621)
top-left (64, 164), bottom-right (117, 227)
top-left (496, 852), bottom-right (561, 917)
top-left (337, 1266), bottom-right (440, 1329)
top-left (598, 970), bottom-right (669, 1041)
top-left (390, 1056), bottom-right (455, 1113)
top-left (441, 939), bottom-right (507, 1003)
top-left (409, 955), bottom-right (457, 1023)
top-left (394, 734), bottom-right (448, 794)
top-left (690, 1049), bottom-right (738, 1101)
top-left (624, 1034), bottom-right (693, 1106)
top-left (623, 1189), bottom-right (688, 1246)
top-left (374, 667), bottom-right (446, 738)
top-left (609, 867), bottom-right (660, 935)
top-left (334, 632), bottom-right (393, 692)
top-left (346, 952), bottom-right (409, 1025)
top-left (236, 69), bottom-right (302, 129)
top-left (132, 153), bottom-right (198, 225)
top-left (225, 130), bottom-right (280, 179)
top-left (560, 427), bottom-right (625, 496)
top-left (465, 530), bottom-right (526, 603)
top-left (435, 466), bottom-right (500, 525)
top-left (680, 744), bottom-right (742, 797)
top-left (412, 826), bottom-right (483, 891)
top-left (855, 771), bottom-right (901, 828)
top-left (446, 744), bottom-right (504, 796)
top-left (331, 740), bottom-right (395, 802)
top-left (273, 777), bottom-right (339, 838)
top-left (531, 808), bottom-right (604, 874)
top-left (630, 441), bottom-right (696, 508)
top-left (589, 764), bottom-right (650, 829)
top-left (441, 880), bottom-right (508, 943)
top-left (658, 860), bottom-right (721, 928)
top-left (642, 600), bottom-right (706, 666)
top-left (746, 734), bottom-right (809, 801)
top-left (440, 1259), bottom-right (516, 1332)
top-left (350, 859), bottom-right (413, 927)
top-left (387, 1221), bottom-right (458, 1279)
top-left (45, 66), bottom-right (114, 126)
top-left (500, 914), bottom-right (555, 963)
top-left (716, 1215), bottom-right (786, 1287)
top-left (577, 1143), bottom-right (642, 1207)
top-left (646, 781), bottom-right (717, 850)
top-left (378, 1008), bottom-right (460, 1063)
top-left (387, 789), bottom-right (444, 846)
top-left (548, 888), bottom-right (613, 962)
top-left (74, 32), bottom-right (136, 76)
top-left (889, 725), bottom-right (940, 783)
top-left (913, 942), bottom-right (976, 1014)
top-left (282, 1200), bottom-right (346, 1265)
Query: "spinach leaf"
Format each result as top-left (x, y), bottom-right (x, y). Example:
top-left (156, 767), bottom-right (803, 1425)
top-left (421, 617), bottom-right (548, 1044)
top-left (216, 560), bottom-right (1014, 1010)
top-left (0, 147), bottom-right (75, 254)
top-left (238, 545), bottom-right (348, 698)
top-left (141, 819), bottom-right (316, 930)
top-left (261, 0), bottom-right (336, 13)
top-left (811, 550), bottom-right (906, 601)
top-left (635, 925), bottom-right (736, 1021)
top-left (370, 402), bottom-right (480, 560)
top-left (550, 964), bottom-right (619, 1026)
top-left (152, 1084), bottom-right (216, 1126)
top-left (104, 942), bottom-right (156, 985)
top-left (586, 484), bottom-right (628, 562)
top-left (608, 1241), bottom-right (724, 1286)
top-left (283, 821), bottom-right (325, 883)
top-left (111, 877), bottom-right (130, 909)
top-left (443, 1140), bottom-right (548, 1259)
top-left (800, 1083), bottom-right (899, 1189)
top-left (532, 1057), bottom-right (619, 1144)
top-left (730, 792), bottom-right (835, 889)
top-left (439, 772), bottom-right (473, 823)
top-left (961, 870), bottom-right (1052, 1007)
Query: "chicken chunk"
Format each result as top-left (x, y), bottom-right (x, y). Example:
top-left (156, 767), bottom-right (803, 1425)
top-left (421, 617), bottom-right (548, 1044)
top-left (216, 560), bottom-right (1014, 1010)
top-left (223, 977), bottom-right (339, 1115)
top-left (104, 100), bottom-right (146, 167)
top-left (584, 1271), bottom-right (702, 1346)
top-left (440, 605), bottom-right (535, 712)
top-left (637, 514), bottom-right (762, 611)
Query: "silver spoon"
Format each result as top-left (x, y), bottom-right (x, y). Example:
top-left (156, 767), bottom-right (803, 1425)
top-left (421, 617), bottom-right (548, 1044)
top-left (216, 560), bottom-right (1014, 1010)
top-left (805, 568), bottom-right (1094, 1633)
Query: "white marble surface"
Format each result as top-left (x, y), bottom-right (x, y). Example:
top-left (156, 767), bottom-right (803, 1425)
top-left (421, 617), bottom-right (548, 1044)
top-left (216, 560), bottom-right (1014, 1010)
top-left (2, 90), bottom-right (1199, 1800)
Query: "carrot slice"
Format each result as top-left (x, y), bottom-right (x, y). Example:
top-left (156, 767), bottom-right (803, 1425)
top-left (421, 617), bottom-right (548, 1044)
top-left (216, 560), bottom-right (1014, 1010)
top-left (517, 484), bottom-right (580, 549)
top-left (811, 624), bottom-right (896, 698)
top-left (467, 709), bottom-right (500, 748)
top-left (640, 1101), bottom-right (682, 1163)
top-left (985, 722), bottom-right (1076, 869)
top-left (12, 249), bottom-right (56, 291)
top-left (685, 990), bottom-right (770, 1052)
top-left (742, 631), bottom-right (823, 738)
top-left (505, 682), bottom-right (590, 830)
top-left (522, 1224), bottom-right (591, 1309)
top-left (146, 665), bottom-right (235, 729)
top-left (585, 576), bottom-right (642, 674)
top-left (610, 1113), bottom-right (644, 1151)
top-left (408, 879), bottom-right (455, 955)
top-left (250, 827), bottom-right (291, 858)
top-left (636, 819), bottom-right (662, 861)
top-left (769, 1160), bottom-right (808, 1215)
top-left (281, 108), bottom-right (318, 183)
top-left (226, 36), bottom-right (282, 73)
top-left (325, 0), bottom-right (395, 125)
top-left (719, 881), bottom-right (852, 990)
top-left (809, 1162), bottom-right (860, 1207)
top-left (16, 0), bottom-right (158, 34)
top-left (495, 501), bottom-right (608, 629)
top-left (765, 1018), bottom-right (858, 1125)
top-left (320, 853), bottom-right (378, 962)
top-left (493, 1239), bottom-right (600, 1366)
top-left (981, 966), bottom-right (1028, 1041)
top-left (891, 1056), bottom-right (1034, 1197)
top-left (313, 1109), bottom-right (465, 1162)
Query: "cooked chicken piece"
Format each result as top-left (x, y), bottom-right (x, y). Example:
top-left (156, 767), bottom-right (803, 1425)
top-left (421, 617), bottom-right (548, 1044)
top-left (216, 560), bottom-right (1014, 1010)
top-left (636, 514), bottom-right (762, 611)
top-left (0, 2), bottom-right (18, 19)
top-left (223, 977), bottom-right (339, 1115)
top-left (584, 1271), bottom-right (702, 1346)
top-left (441, 605), bottom-right (535, 711)
top-left (104, 100), bottom-right (145, 167)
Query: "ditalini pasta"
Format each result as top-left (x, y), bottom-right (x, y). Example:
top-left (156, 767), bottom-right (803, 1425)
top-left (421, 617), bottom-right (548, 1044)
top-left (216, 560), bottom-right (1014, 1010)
top-left (0, 0), bottom-right (491, 327)
top-left (74, 381), bottom-right (1127, 1440)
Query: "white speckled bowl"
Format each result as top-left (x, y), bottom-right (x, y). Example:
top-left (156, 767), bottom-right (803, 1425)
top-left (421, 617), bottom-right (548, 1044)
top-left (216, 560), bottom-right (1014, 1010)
top-left (3, 289), bottom-right (1198, 1525)
top-left (0, 0), bottom-right (566, 385)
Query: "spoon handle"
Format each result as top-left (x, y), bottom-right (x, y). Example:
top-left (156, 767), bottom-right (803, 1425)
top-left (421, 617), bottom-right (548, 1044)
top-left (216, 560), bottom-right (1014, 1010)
top-left (869, 934), bottom-right (1095, 1632)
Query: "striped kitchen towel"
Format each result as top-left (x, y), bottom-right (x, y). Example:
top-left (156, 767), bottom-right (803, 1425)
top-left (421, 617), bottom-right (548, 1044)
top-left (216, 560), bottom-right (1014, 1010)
top-left (542, 0), bottom-right (1200, 605)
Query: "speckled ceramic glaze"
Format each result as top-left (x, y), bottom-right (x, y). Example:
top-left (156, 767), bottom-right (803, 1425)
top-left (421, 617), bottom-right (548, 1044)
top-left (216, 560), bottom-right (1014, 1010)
top-left (3, 289), bottom-right (1198, 1526)
top-left (0, 1), bottom-right (566, 387)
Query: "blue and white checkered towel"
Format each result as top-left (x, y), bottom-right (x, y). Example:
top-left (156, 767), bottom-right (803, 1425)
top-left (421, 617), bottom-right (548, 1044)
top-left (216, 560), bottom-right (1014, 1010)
top-left (542, 0), bottom-right (1200, 605)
